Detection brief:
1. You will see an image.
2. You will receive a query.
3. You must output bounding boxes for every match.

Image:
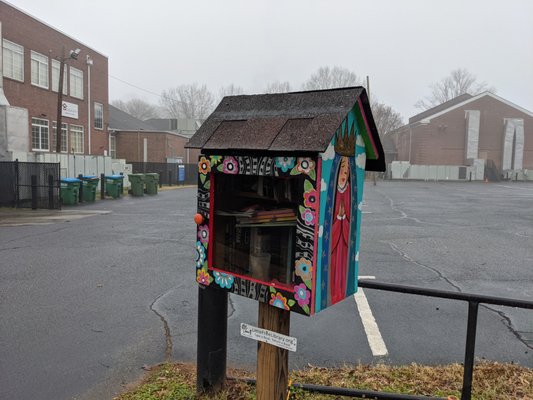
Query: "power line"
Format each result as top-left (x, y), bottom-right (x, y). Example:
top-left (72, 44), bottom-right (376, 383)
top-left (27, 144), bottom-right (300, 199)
top-left (109, 74), bottom-right (163, 98)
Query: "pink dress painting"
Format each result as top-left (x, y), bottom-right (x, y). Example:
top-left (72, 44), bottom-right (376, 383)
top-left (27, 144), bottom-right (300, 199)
top-left (330, 156), bottom-right (351, 304)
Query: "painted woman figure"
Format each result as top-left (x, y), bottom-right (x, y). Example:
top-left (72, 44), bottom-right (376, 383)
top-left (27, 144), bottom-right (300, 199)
top-left (330, 156), bottom-right (351, 304)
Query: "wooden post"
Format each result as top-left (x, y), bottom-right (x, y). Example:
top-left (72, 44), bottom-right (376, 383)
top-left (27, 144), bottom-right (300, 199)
top-left (256, 302), bottom-right (290, 400)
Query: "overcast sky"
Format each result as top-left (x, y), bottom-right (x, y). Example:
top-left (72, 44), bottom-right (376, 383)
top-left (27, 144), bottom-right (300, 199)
top-left (5, 0), bottom-right (533, 121)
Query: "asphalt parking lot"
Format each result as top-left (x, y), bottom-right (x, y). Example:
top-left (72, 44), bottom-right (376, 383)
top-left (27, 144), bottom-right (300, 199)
top-left (0, 181), bottom-right (531, 400)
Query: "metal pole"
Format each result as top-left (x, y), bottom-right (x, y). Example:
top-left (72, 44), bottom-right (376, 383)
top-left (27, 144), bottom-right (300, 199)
top-left (56, 48), bottom-right (65, 153)
top-left (78, 173), bottom-right (83, 203)
top-left (31, 175), bottom-right (37, 210)
top-left (100, 173), bottom-right (105, 199)
top-left (461, 301), bottom-right (479, 400)
top-left (48, 174), bottom-right (54, 209)
top-left (196, 285), bottom-right (228, 395)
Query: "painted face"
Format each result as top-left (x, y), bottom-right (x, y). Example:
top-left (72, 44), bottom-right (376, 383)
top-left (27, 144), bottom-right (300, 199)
top-left (337, 157), bottom-right (350, 190)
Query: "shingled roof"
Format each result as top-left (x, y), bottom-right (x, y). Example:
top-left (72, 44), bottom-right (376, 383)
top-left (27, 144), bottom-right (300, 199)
top-left (186, 87), bottom-right (385, 171)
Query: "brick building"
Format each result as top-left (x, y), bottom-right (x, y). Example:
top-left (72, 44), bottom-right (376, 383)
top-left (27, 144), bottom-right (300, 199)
top-left (389, 92), bottom-right (533, 179)
top-left (0, 0), bottom-right (109, 159)
top-left (109, 105), bottom-right (200, 163)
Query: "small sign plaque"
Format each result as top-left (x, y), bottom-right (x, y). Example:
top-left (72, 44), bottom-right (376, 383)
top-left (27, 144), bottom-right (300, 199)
top-left (62, 101), bottom-right (78, 119)
top-left (240, 323), bottom-right (297, 352)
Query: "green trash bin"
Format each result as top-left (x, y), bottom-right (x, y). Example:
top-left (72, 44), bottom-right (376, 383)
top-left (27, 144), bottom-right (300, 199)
top-left (144, 173), bottom-right (159, 195)
top-left (60, 178), bottom-right (81, 205)
top-left (105, 175), bottom-right (124, 199)
top-left (128, 173), bottom-right (145, 197)
top-left (80, 175), bottom-right (100, 202)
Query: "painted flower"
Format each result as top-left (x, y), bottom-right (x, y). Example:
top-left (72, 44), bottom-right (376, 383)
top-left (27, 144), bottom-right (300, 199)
top-left (197, 269), bottom-right (212, 286)
top-left (195, 241), bottom-right (206, 268)
top-left (198, 156), bottom-right (211, 175)
top-left (303, 188), bottom-right (318, 209)
top-left (214, 271), bottom-right (234, 289)
top-left (301, 208), bottom-right (316, 226)
top-left (275, 157), bottom-right (296, 173)
top-left (294, 257), bottom-right (312, 282)
top-left (222, 157), bottom-right (239, 174)
top-left (269, 292), bottom-right (290, 310)
top-left (293, 283), bottom-right (310, 307)
top-left (296, 157), bottom-right (316, 175)
top-left (197, 224), bottom-right (209, 244)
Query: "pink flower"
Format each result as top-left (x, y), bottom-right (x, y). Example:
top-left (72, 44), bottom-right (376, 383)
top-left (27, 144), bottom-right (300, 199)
top-left (301, 208), bottom-right (316, 226)
top-left (296, 157), bottom-right (315, 175)
top-left (196, 269), bottom-right (212, 286)
top-left (294, 284), bottom-right (310, 307)
top-left (197, 224), bottom-right (209, 243)
top-left (222, 157), bottom-right (238, 174)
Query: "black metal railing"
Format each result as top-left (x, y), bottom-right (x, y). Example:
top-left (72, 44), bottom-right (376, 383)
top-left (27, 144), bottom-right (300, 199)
top-left (129, 162), bottom-right (197, 186)
top-left (0, 160), bottom-right (60, 209)
top-left (231, 280), bottom-right (533, 400)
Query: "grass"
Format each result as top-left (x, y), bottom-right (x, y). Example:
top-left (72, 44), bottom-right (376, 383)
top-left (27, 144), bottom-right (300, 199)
top-left (114, 361), bottom-right (533, 400)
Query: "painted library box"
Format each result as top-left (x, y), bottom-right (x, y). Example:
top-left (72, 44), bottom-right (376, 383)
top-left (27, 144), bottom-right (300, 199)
top-left (186, 87), bottom-right (385, 316)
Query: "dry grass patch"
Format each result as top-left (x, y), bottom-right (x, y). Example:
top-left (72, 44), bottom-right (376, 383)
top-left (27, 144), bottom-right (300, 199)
top-left (114, 361), bottom-right (533, 400)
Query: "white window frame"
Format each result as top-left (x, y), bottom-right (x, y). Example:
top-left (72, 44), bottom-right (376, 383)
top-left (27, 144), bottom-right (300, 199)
top-left (31, 50), bottom-right (49, 89)
top-left (70, 124), bottom-right (84, 154)
top-left (52, 122), bottom-right (68, 153)
top-left (94, 102), bottom-right (104, 130)
top-left (31, 118), bottom-right (49, 151)
top-left (69, 66), bottom-right (83, 99)
top-left (109, 135), bottom-right (116, 159)
top-left (2, 39), bottom-right (24, 82)
top-left (51, 60), bottom-right (68, 95)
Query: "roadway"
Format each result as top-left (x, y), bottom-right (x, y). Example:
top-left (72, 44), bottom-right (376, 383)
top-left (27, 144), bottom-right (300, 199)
top-left (0, 182), bottom-right (531, 399)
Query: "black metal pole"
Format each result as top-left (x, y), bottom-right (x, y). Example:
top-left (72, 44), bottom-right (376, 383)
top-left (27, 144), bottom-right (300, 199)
top-left (461, 301), bottom-right (479, 400)
top-left (48, 174), bottom-right (54, 209)
top-left (100, 173), bottom-right (105, 199)
top-left (13, 159), bottom-right (20, 207)
top-left (31, 174), bottom-right (38, 210)
top-left (196, 285), bottom-right (228, 395)
top-left (78, 173), bottom-right (83, 203)
top-left (168, 170), bottom-right (172, 186)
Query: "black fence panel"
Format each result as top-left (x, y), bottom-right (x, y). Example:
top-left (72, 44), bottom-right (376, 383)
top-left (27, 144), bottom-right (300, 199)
top-left (129, 162), bottom-right (197, 186)
top-left (0, 160), bottom-right (60, 209)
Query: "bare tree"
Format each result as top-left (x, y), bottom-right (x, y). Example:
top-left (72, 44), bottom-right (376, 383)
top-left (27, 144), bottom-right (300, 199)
top-left (160, 84), bottom-right (215, 120)
top-left (415, 68), bottom-right (495, 110)
top-left (302, 66), bottom-right (362, 90)
top-left (371, 100), bottom-right (403, 135)
top-left (111, 98), bottom-right (161, 120)
top-left (219, 84), bottom-right (244, 98)
top-left (264, 81), bottom-right (292, 93)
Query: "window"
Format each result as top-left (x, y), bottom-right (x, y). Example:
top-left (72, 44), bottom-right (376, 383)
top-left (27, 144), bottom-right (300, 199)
top-left (70, 125), bottom-right (84, 153)
top-left (52, 122), bottom-right (68, 153)
top-left (31, 51), bottom-right (48, 88)
top-left (31, 118), bottom-right (49, 151)
top-left (94, 102), bottom-right (103, 129)
top-left (213, 174), bottom-right (302, 284)
top-left (69, 67), bottom-right (83, 99)
top-left (109, 135), bottom-right (116, 158)
top-left (2, 39), bottom-right (24, 81)
top-left (51, 60), bottom-right (68, 94)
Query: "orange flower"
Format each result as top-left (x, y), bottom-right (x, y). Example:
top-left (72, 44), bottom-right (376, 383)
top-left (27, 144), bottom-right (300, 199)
top-left (198, 156), bottom-right (211, 175)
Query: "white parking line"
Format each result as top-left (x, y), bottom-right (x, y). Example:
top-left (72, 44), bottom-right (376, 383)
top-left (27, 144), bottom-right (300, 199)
top-left (354, 276), bottom-right (388, 357)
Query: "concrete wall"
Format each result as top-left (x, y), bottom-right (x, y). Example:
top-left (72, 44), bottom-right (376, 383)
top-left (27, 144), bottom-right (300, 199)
top-left (390, 161), bottom-right (483, 181)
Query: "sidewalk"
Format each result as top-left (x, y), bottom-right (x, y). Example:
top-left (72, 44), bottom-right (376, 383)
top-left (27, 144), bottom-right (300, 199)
top-left (0, 208), bottom-right (110, 227)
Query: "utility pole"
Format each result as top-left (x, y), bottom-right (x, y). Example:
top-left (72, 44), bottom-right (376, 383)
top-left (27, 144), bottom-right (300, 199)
top-left (55, 47), bottom-right (80, 153)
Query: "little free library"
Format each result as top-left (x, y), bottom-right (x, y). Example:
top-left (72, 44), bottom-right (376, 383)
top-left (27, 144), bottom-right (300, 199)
top-left (187, 86), bottom-right (385, 317)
